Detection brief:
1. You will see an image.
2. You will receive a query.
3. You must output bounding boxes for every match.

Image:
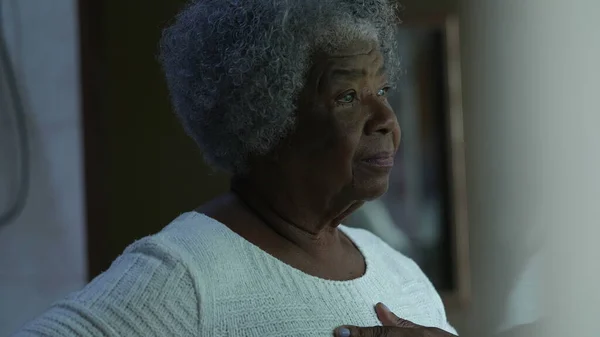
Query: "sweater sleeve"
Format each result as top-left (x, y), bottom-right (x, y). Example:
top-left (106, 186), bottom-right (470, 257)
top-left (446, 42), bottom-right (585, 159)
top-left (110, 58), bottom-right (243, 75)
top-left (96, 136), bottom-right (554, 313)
top-left (11, 238), bottom-right (200, 337)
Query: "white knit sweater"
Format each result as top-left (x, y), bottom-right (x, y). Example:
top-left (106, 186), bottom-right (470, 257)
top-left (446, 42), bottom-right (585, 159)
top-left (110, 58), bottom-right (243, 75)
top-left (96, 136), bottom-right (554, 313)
top-left (14, 212), bottom-right (456, 336)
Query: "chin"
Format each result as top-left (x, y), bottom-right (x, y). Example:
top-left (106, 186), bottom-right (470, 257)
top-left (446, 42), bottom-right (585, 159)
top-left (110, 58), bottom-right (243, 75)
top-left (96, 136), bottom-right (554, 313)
top-left (354, 177), bottom-right (390, 201)
top-left (351, 161), bottom-right (393, 200)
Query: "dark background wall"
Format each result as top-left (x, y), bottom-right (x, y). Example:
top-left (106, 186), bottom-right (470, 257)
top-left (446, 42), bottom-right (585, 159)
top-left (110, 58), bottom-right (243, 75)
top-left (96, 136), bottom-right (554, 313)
top-left (81, 0), bottom-right (230, 278)
top-left (400, 0), bottom-right (457, 18)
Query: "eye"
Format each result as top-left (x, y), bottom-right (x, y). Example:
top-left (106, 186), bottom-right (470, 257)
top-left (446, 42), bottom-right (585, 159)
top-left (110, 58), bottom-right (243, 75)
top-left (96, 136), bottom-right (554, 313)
top-left (336, 91), bottom-right (356, 104)
top-left (377, 86), bottom-right (391, 97)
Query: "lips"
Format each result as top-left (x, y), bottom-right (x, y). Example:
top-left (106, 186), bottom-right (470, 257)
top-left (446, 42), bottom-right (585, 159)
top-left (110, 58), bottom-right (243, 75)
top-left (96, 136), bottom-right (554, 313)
top-left (360, 152), bottom-right (395, 167)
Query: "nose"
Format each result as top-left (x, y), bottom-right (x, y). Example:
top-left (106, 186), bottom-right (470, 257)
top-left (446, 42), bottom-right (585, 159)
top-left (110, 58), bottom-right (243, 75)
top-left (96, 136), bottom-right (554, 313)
top-left (363, 96), bottom-right (399, 136)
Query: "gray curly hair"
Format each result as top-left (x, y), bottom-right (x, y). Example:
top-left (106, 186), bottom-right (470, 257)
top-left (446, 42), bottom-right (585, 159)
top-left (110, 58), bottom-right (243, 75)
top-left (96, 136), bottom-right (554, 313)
top-left (159, 0), bottom-right (401, 174)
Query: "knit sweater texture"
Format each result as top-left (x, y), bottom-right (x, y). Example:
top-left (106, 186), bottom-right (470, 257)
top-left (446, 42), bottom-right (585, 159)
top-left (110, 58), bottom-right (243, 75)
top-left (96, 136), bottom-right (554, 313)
top-left (14, 212), bottom-right (456, 336)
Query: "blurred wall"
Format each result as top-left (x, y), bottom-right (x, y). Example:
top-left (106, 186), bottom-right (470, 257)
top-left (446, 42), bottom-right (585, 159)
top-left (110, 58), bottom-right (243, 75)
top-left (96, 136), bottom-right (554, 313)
top-left (0, 0), bottom-right (87, 334)
top-left (403, 0), bottom-right (547, 333)
top-left (461, 1), bottom-right (600, 336)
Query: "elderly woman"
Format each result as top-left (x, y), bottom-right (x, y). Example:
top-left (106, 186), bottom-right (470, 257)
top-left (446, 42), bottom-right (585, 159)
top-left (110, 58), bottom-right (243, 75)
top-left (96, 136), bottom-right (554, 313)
top-left (14, 0), bottom-right (457, 336)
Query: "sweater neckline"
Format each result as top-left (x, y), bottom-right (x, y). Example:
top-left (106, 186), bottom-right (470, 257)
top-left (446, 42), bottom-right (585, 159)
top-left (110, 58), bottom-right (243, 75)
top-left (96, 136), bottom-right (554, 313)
top-left (191, 212), bottom-right (376, 286)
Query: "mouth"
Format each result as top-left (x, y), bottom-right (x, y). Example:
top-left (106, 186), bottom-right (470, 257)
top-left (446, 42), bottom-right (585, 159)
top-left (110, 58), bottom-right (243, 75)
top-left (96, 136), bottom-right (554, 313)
top-left (360, 151), bottom-right (395, 168)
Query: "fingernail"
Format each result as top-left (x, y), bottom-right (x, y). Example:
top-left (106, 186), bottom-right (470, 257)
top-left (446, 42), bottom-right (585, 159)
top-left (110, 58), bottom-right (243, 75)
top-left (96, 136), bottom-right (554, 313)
top-left (337, 327), bottom-right (351, 337)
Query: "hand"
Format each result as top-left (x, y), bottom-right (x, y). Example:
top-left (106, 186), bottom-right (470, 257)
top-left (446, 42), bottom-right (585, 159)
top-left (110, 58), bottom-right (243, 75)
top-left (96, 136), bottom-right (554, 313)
top-left (334, 302), bottom-right (457, 337)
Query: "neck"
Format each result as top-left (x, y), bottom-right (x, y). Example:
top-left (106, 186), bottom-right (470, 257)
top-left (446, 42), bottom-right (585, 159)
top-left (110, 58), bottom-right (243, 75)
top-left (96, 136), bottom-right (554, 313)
top-left (230, 175), bottom-right (363, 256)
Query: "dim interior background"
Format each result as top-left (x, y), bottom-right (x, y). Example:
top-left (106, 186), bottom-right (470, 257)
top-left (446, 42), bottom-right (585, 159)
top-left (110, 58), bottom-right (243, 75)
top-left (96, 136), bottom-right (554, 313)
top-left (0, 0), bottom-right (521, 334)
top-left (2, 0), bottom-right (600, 336)
top-left (0, 0), bottom-right (466, 333)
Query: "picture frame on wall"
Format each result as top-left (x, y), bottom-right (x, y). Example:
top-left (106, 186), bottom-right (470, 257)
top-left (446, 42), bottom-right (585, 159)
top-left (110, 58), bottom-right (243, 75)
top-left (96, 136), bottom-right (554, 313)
top-left (344, 15), bottom-right (470, 308)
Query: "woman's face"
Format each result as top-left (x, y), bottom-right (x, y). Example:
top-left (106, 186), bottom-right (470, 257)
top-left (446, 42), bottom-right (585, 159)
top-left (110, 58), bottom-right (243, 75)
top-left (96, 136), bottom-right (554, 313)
top-left (278, 40), bottom-right (401, 204)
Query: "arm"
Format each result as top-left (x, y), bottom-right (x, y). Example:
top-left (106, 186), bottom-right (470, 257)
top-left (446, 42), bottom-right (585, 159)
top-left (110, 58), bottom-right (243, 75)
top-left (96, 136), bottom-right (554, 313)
top-left (11, 239), bottom-right (200, 337)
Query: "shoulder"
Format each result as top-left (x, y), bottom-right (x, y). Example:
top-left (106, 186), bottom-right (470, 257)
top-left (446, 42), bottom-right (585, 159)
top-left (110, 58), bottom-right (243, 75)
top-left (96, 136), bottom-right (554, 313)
top-left (150, 211), bottom-right (239, 266)
top-left (145, 212), bottom-right (221, 260)
top-left (342, 224), bottom-right (435, 285)
top-left (340, 225), bottom-right (454, 332)
top-left (16, 214), bottom-right (208, 336)
top-left (145, 211), bottom-right (254, 286)
top-left (83, 216), bottom-right (210, 320)
top-left (108, 212), bottom-right (216, 284)
top-left (340, 225), bottom-right (419, 275)
top-left (340, 225), bottom-right (432, 290)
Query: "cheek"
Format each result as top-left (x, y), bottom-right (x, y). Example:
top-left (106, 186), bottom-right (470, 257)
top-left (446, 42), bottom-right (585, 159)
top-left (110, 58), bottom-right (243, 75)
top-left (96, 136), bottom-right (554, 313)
top-left (305, 105), bottom-right (362, 152)
top-left (313, 123), bottom-right (361, 166)
top-left (326, 109), bottom-right (365, 160)
top-left (393, 120), bottom-right (402, 150)
top-left (291, 101), bottom-right (365, 172)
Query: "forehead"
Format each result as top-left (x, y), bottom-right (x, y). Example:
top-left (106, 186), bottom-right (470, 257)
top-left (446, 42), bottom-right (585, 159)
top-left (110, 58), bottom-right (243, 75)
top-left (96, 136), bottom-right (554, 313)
top-left (320, 41), bottom-right (386, 80)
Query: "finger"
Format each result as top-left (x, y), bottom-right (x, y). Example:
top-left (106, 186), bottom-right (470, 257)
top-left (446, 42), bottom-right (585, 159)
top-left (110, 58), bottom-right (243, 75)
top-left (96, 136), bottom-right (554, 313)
top-left (334, 325), bottom-right (397, 337)
top-left (375, 303), bottom-right (419, 328)
top-left (375, 303), bottom-right (400, 326)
